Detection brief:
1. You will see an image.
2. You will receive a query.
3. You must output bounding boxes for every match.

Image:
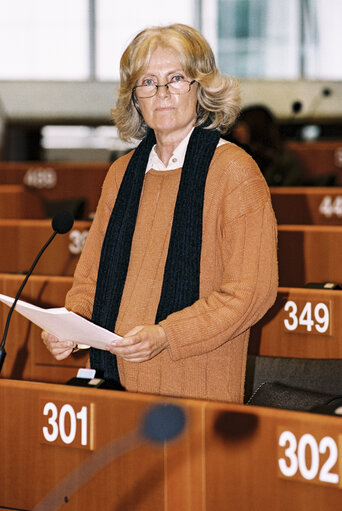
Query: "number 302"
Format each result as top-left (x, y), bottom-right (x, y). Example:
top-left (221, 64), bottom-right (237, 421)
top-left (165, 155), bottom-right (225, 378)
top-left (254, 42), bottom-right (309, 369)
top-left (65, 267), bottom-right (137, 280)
top-left (278, 431), bottom-right (339, 485)
top-left (284, 301), bottom-right (330, 333)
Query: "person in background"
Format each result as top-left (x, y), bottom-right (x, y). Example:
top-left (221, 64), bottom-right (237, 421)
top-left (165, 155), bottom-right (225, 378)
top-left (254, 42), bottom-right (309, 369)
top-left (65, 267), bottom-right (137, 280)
top-left (228, 104), bottom-right (303, 186)
top-left (42, 24), bottom-right (278, 403)
top-left (0, 96), bottom-right (6, 160)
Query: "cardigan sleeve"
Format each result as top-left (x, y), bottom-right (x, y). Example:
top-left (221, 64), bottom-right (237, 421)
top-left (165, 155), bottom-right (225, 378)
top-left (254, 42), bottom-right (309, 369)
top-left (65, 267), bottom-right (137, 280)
top-left (159, 169), bottom-right (278, 361)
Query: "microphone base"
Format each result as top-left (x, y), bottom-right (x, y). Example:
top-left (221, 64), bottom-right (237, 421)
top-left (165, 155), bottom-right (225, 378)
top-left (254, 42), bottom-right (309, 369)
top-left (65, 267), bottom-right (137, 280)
top-left (66, 376), bottom-right (125, 391)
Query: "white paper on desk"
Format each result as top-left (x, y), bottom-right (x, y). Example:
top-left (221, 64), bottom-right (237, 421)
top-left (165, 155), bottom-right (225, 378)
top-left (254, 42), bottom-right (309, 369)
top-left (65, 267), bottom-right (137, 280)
top-left (0, 293), bottom-right (122, 351)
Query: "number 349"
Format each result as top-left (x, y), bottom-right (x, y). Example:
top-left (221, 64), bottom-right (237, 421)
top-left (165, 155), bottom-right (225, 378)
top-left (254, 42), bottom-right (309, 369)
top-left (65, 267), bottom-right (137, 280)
top-left (284, 301), bottom-right (330, 334)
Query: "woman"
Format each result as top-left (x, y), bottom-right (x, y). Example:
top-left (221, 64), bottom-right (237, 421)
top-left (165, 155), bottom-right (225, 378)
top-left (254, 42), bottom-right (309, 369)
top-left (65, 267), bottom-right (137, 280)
top-left (42, 24), bottom-right (278, 403)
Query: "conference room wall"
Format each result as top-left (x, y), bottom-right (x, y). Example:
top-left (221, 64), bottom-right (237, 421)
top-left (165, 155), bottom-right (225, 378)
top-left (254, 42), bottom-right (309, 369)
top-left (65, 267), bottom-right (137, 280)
top-left (0, 79), bottom-right (341, 127)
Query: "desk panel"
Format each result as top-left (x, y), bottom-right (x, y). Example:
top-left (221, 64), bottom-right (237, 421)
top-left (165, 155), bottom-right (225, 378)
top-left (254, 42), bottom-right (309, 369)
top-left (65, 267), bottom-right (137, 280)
top-left (0, 184), bottom-right (44, 218)
top-left (288, 140), bottom-right (342, 185)
top-left (0, 161), bottom-right (109, 218)
top-left (205, 401), bottom-right (342, 511)
top-left (250, 287), bottom-right (342, 358)
top-left (271, 187), bottom-right (342, 225)
top-left (1, 379), bottom-right (341, 511)
top-left (278, 225), bottom-right (342, 287)
top-left (0, 219), bottom-right (91, 275)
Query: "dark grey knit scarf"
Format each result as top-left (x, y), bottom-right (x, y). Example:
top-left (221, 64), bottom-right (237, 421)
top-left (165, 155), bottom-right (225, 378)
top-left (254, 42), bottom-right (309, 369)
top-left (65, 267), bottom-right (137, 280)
top-left (90, 126), bottom-right (220, 382)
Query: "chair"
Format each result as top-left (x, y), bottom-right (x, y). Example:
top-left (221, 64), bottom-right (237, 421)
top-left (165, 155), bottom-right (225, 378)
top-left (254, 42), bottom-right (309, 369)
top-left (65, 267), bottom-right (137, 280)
top-left (244, 355), bottom-right (342, 412)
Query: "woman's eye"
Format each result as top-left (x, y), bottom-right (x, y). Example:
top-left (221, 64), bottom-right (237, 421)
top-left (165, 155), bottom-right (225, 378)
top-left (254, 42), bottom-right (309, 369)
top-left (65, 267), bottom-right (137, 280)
top-left (142, 78), bottom-right (155, 86)
top-left (170, 75), bottom-right (184, 83)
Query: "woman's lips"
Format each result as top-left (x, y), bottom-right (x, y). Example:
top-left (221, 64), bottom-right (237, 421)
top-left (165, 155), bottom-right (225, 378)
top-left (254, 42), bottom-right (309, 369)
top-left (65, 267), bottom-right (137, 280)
top-left (155, 106), bottom-right (174, 111)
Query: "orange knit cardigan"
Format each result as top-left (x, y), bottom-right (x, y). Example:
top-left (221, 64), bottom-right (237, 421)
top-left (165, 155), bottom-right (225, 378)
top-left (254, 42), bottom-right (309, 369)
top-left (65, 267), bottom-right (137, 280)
top-left (65, 142), bottom-right (278, 402)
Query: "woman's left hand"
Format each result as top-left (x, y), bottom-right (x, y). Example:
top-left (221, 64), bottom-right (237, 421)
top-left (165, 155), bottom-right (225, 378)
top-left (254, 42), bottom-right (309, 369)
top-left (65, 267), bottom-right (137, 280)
top-left (106, 324), bottom-right (169, 362)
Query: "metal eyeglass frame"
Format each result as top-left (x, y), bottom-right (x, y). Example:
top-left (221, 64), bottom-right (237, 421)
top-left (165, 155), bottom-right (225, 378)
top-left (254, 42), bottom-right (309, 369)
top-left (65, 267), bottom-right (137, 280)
top-left (132, 79), bottom-right (196, 98)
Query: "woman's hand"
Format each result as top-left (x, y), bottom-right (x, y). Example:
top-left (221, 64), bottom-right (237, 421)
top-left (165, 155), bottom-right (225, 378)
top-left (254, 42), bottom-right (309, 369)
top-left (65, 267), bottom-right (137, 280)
top-left (41, 330), bottom-right (76, 360)
top-left (107, 324), bottom-right (169, 363)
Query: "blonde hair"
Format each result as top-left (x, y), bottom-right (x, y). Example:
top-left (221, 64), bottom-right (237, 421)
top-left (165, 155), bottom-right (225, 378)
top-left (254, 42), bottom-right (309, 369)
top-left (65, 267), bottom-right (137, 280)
top-left (112, 24), bottom-right (240, 142)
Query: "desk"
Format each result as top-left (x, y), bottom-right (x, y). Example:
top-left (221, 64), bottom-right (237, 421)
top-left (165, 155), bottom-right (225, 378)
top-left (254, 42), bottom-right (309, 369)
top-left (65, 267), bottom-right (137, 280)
top-left (250, 286), bottom-right (342, 358)
top-left (0, 184), bottom-right (44, 218)
top-left (271, 187), bottom-right (342, 225)
top-left (0, 379), bottom-right (341, 510)
top-left (0, 161), bottom-right (109, 218)
top-left (0, 219), bottom-right (91, 275)
top-left (278, 225), bottom-right (342, 286)
top-left (288, 140), bottom-right (342, 185)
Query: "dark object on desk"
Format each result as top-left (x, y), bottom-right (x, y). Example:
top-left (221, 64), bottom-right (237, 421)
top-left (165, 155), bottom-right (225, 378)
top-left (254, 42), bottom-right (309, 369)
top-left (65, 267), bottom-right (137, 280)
top-left (43, 197), bottom-right (86, 220)
top-left (311, 396), bottom-right (342, 416)
top-left (66, 375), bottom-right (125, 391)
top-left (305, 282), bottom-right (341, 290)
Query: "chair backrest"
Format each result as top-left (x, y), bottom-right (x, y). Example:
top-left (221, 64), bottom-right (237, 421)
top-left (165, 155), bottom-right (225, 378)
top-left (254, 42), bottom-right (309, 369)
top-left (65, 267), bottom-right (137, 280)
top-left (245, 355), bottom-right (342, 410)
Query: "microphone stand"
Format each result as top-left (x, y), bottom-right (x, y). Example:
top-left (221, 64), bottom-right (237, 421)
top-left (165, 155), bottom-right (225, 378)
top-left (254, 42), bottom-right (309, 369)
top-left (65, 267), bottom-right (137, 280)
top-left (0, 231), bottom-right (57, 373)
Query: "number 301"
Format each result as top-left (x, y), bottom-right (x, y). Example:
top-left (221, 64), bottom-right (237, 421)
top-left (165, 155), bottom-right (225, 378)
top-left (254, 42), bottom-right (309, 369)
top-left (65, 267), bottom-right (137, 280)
top-left (42, 402), bottom-right (88, 446)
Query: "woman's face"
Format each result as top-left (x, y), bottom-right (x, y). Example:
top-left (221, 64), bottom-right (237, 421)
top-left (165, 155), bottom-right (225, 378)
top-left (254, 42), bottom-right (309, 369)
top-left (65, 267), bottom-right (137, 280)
top-left (135, 46), bottom-right (198, 141)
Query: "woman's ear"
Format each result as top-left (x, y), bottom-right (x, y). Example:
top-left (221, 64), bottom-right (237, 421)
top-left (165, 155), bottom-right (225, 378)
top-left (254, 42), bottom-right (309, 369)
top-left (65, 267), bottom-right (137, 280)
top-left (133, 95), bottom-right (142, 115)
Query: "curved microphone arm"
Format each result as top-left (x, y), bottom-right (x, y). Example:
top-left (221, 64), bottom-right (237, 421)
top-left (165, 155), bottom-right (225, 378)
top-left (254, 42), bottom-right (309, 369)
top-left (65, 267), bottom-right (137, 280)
top-left (0, 231), bottom-right (58, 372)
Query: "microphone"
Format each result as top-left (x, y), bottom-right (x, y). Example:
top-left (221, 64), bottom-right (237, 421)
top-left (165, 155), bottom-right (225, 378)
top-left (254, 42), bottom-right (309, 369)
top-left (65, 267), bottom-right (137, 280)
top-left (291, 100), bottom-right (303, 115)
top-left (291, 87), bottom-right (333, 140)
top-left (141, 402), bottom-right (186, 443)
top-left (0, 210), bottom-right (74, 372)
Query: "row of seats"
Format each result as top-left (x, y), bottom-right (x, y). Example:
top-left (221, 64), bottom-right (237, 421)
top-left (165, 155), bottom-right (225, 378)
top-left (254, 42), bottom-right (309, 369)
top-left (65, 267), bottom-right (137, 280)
top-left (1, 273), bottom-right (341, 404)
top-left (0, 163), bottom-right (104, 383)
top-left (0, 158), bottom-right (341, 412)
top-left (1, 140), bottom-right (342, 187)
top-left (0, 145), bottom-right (342, 219)
top-left (1, 180), bottom-right (342, 226)
top-left (0, 162), bottom-right (109, 219)
top-left (0, 219), bottom-right (341, 286)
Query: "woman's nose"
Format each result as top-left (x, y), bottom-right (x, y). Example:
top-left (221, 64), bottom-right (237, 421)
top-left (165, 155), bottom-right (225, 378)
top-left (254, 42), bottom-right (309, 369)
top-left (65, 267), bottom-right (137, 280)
top-left (156, 84), bottom-right (170, 97)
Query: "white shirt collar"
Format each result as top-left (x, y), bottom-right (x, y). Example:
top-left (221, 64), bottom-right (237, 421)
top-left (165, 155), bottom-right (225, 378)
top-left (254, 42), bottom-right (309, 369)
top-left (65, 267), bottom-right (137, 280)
top-left (146, 128), bottom-right (228, 173)
top-left (146, 128), bottom-right (194, 172)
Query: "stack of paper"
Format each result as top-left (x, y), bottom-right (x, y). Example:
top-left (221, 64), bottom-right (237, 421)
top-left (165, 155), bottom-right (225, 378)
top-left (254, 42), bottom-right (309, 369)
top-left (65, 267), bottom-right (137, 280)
top-left (0, 293), bottom-right (122, 351)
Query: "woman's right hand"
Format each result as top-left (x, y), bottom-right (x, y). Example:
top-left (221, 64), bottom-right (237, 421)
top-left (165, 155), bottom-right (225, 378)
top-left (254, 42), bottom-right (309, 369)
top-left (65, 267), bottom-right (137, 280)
top-left (41, 330), bottom-right (76, 360)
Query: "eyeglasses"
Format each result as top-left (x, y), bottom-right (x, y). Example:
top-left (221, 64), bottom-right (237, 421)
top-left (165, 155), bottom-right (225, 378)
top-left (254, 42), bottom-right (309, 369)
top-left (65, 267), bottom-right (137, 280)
top-left (133, 79), bottom-right (196, 98)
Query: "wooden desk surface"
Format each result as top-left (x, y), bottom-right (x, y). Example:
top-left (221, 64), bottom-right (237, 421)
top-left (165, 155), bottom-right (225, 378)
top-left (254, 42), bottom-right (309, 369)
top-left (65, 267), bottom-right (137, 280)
top-left (0, 219), bottom-right (91, 275)
top-left (250, 286), bottom-right (342, 358)
top-left (271, 187), bottom-right (342, 225)
top-left (0, 379), bottom-right (341, 511)
top-left (278, 224), bottom-right (342, 287)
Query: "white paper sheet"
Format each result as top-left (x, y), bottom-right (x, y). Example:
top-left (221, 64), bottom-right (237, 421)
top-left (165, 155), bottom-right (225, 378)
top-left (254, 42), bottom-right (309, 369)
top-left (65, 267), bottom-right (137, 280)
top-left (0, 293), bottom-right (122, 351)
